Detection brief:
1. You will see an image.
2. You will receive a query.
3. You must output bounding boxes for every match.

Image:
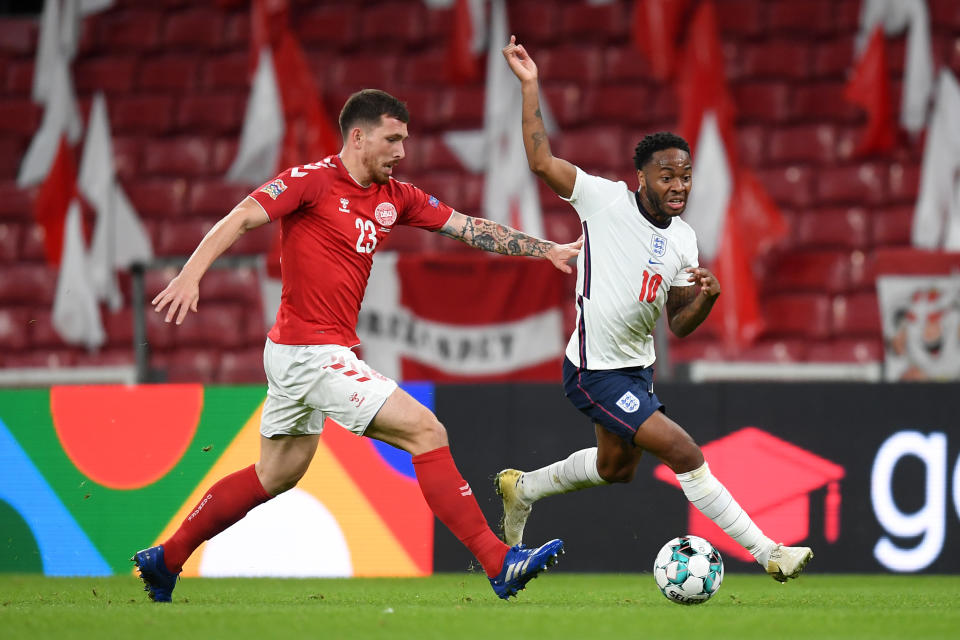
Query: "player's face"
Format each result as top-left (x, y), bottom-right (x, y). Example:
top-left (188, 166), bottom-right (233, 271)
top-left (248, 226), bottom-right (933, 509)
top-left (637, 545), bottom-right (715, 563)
top-left (360, 116), bottom-right (408, 185)
top-left (638, 148), bottom-right (692, 218)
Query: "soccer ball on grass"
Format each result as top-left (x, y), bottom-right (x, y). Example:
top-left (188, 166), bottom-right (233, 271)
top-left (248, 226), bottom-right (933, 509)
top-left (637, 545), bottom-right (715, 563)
top-left (653, 535), bottom-right (724, 605)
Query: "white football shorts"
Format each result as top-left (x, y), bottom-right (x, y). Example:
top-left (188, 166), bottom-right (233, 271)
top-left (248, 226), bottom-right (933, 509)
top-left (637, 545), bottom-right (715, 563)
top-left (260, 339), bottom-right (398, 438)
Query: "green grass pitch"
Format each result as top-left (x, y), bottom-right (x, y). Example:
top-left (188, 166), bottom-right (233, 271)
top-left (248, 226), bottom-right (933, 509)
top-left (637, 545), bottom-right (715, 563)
top-left (1, 573), bottom-right (958, 640)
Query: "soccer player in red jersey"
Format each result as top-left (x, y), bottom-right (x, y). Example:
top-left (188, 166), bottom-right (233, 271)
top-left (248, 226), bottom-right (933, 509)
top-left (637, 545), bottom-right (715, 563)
top-left (134, 89), bottom-right (577, 602)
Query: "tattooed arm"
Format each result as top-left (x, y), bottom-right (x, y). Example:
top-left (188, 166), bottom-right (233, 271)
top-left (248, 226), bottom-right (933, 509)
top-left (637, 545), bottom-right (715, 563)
top-left (502, 36), bottom-right (577, 198)
top-left (665, 267), bottom-right (721, 337)
top-left (439, 211), bottom-right (582, 274)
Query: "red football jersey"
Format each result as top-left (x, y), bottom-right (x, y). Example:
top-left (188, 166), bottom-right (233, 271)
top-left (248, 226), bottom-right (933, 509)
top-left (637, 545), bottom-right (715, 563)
top-left (249, 155), bottom-right (453, 347)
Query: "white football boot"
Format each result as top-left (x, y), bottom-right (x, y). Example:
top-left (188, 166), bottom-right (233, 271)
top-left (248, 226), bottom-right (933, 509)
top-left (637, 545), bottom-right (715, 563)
top-left (494, 469), bottom-right (532, 547)
top-left (766, 544), bottom-right (814, 582)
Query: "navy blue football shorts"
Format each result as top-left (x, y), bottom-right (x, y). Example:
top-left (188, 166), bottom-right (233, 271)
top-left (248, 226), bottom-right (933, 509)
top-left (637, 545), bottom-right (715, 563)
top-left (562, 357), bottom-right (665, 446)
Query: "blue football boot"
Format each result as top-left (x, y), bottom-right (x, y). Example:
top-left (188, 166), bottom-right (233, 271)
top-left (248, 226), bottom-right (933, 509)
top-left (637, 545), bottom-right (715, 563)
top-left (132, 545), bottom-right (180, 602)
top-left (490, 538), bottom-right (564, 600)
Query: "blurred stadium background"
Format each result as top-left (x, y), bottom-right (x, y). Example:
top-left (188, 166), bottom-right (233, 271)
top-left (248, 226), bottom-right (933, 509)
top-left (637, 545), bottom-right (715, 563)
top-left (1, 0), bottom-right (959, 579)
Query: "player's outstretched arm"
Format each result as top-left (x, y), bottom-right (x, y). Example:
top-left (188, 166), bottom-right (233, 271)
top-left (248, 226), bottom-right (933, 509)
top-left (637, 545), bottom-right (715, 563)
top-left (665, 267), bottom-right (721, 337)
top-left (502, 36), bottom-right (576, 199)
top-left (152, 197), bottom-right (269, 325)
top-left (438, 211), bottom-right (581, 273)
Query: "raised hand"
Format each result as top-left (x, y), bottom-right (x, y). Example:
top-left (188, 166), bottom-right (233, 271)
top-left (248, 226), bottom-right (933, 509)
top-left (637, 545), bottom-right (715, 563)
top-left (502, 35), bottom-right (538, 82)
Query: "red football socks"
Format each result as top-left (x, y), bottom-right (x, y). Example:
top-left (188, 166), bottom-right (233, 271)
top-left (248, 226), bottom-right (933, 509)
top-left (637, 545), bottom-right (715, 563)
top-left (412, 446), bottom-right (509, 577)
top-left (161, 463), bottom-right (272, 573)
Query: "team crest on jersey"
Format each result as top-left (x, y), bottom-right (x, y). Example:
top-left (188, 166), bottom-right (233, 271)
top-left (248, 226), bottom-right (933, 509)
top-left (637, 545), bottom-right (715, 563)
top-left (616, 391), bottom-right (641, 413)
top-left (651, 233), bottom-right (667, 257)
top-left (375, 202), bottom-right (398, 226)
top-left (261, 179), bottom-right (287, 200)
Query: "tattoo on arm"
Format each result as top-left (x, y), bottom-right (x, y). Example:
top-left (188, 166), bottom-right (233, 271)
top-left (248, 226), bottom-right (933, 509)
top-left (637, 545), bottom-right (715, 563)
top-left (532, 131), bottom-right (547, 152)
top-left (440, 215), bottom-right (553, 257)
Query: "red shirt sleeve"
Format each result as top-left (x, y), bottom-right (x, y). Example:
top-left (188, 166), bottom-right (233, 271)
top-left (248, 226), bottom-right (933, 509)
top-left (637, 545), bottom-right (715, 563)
top-left (395, 181), bottom-right (454, 231)
top-left (249, 167), bottom-right (325, 221)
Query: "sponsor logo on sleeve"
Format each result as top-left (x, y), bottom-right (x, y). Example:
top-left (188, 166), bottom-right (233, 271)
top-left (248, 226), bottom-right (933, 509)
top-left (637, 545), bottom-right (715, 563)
top-left (261, 178), bottom-right (287, 200)
top-left (375, 202), bottom-right (398, 227)
top-left (428, 195), bottom-right (439, 208)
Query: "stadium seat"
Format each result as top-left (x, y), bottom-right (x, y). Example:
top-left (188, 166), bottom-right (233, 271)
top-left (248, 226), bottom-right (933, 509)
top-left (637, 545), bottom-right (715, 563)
top-left (762, 294), bottom-right (832, 339)
top-left (111, 95), bottom-right (176, 134)
top-left (509, 1), bottom-right (559, 45)
top-left (139, 55), bottom-right (200, 92)
top-left (794, 208), bottom-right (869, 249)
top-left (218, 347), bottom-right (267, 384)
top-left (0, 307), bottom-right (31, 351)
top-left (871, 206), bottom-right (913, 247)
top-left (832, 292), bottom-right (882, 337)
top-left (765, 250), bottom-right (850, 294)
top-left (538, 47), bottom-right (603, 85)
top-left (4, 349), bottom-right (77, 369)
top-left (806, 338), bottom-right (883, 363)
top-left (559, 2), bottom-right (627, 41)
top-left (736, 338), bottom-right (809, 362)
top-left (738, 41), bottom-right (812, 81)
top-left (155, 349), bottom-right (221, 383)
top-left (126, 179), bottom-right (189, 220)
top-left (0, 264), bottom-right (57, 306)
top-left (173, 303), bottom-right (247, 349)
top-left (554, 126), bottom-right (624, 171)
top-left (162, 8), bottom-right (224, 50)
top-left (0, 222), bottom-right (22, 263)
top-left (177, 95), bottom-right (244, 133)
top-left (589, 86), bottom-right (656, 126)
top-left (143, 137), bottom-right (212, 175)
top-left (360, 1), bottom-right (426, 45)
top-left (768, 125), bottom-right (838, 164)
top-left (187, 180), bottom-right (251, 217)
top-left (73, 57), bottom-right (137, 93)
top-left (200, 268), bottom-right (261, 307)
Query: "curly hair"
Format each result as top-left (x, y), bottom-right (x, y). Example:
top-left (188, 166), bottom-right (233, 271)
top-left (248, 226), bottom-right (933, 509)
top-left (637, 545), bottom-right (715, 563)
top-left (632, 132), bottom-right (691, 171)
top-left (339, 89), bottom-right (409, 138)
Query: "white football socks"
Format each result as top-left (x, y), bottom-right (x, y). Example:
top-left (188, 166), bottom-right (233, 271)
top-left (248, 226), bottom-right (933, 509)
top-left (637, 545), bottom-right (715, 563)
top-left (676, 462), bottom-right (776, 567)
top-left (516, 447), bottom-right (609, 502)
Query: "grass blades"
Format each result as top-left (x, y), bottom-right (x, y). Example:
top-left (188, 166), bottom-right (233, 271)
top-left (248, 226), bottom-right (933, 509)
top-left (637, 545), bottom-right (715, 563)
top-left (1, 573), bottom-right (958, 640)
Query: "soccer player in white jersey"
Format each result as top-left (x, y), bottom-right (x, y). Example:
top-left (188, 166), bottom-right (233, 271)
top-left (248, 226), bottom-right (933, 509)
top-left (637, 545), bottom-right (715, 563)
top-left (495, 36), bottom-right (813, 583)
top-left (133, 89), bottom-right (576, 602)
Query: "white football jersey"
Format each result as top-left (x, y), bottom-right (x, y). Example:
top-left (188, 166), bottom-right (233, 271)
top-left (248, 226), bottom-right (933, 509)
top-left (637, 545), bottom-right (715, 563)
top-left (562, 167), bottom-right (699, 370)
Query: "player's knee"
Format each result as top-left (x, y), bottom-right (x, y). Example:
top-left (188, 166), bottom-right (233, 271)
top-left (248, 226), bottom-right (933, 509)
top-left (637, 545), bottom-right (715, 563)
top-left (662, 438), bottom-right (704, 474)
top-left (597, 460), bottom-right (636, 484)
top-left (418, 412), bottom-right (448, 450)
top-left (258, 461), bottom-right (309, 495)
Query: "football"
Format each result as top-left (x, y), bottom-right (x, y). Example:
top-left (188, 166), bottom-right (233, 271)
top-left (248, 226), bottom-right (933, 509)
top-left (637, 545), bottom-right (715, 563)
top-left (653, 535), bottom-right (724, 605)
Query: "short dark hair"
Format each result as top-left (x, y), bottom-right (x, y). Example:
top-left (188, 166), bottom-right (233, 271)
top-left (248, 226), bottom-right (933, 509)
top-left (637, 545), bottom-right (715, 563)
top-left (633, 131), bottom-right (691, 171)
top-left (339, 89), bottom-right (410, 138)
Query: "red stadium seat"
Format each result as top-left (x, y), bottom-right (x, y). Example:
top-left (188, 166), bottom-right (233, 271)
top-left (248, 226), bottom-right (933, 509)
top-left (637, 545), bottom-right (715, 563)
top-left (871, 206), bottom-right (913, 247)
top-left (559, 2), bottom-right (627, 41)
top-left (0, 307), bottom-right (31, 351)
top-left (735, 338), bottom-right (809, 362)
top-left (218, 348), bottom-right (267, 384)
top-left (762, 293), bottom-right (832, 339)
top-left (0, 222), bottom-right (23, 263)
top-left (765, 250), bottom-right (851, 294)
top-left (0, 264), bottom-right (57, 305)
top-left (806, 338), bottom-right (883, 363)
top-left (794, 208), bottom-right (870, 250)
top-left (156, 349), bottom-right (221, 384)
top-left (832, 292), bottom-right (882, 337)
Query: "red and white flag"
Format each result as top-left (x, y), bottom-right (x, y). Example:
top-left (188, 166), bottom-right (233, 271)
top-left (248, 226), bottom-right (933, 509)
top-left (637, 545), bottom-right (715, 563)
top-left (444, 0), bottom-right (548, 236)
top-left (19, 46), bottom-right (82, 188)
top-left (227, 47), bottom-right (285, 185)
top-left (79, 92), bottom-right (153, 310)
top-left (844, 26), bottom-right (895, 155)
top-left (358, 253), bottom-right (566, 382)
top-left (675, 1), bottom-right (786, 349)
top-left (856, 0), bottom-right (933, 133)
top-left (630, 0), bottom-right (691, 82)
top-left (913, 69), bottom-right (960, 250)
top-left (52, 202), bottom-right (105, 350)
